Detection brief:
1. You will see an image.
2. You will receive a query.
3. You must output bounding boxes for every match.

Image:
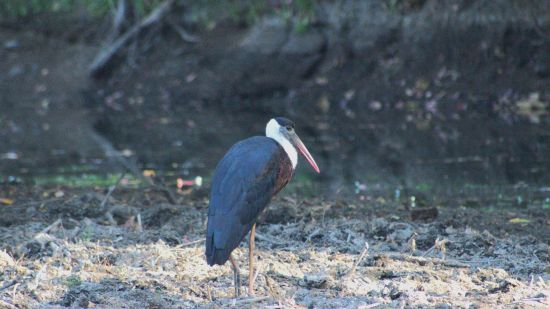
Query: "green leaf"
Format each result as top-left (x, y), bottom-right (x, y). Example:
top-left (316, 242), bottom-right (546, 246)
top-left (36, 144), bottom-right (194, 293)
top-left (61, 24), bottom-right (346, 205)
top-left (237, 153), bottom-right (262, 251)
top-left (508, 218), bottom-right (531, 224)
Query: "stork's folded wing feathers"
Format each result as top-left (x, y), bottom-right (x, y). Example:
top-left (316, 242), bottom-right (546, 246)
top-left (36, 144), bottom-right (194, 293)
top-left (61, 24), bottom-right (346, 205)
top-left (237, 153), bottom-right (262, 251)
top-left (205, 136), bottom-right (286, 266)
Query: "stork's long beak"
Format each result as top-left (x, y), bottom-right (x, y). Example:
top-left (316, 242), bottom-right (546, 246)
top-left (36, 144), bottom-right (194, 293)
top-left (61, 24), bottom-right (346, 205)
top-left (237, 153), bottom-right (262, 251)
top-left (291, 134), bottom-right (320, 173)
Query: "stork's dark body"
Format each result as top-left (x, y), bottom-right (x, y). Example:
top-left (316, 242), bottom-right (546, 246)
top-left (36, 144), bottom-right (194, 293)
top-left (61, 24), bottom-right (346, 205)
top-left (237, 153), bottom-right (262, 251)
top-left (206, 136), bottom-right (294, 266)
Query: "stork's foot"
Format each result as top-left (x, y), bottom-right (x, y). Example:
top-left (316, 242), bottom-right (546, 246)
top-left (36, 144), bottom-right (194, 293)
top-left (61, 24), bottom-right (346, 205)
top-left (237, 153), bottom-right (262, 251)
top-left (234, 270), bottom-right (241, 298)
top-left (229, 254), bottom-right (242, 298)
top-left (248, 271), bottom-right (255, 296)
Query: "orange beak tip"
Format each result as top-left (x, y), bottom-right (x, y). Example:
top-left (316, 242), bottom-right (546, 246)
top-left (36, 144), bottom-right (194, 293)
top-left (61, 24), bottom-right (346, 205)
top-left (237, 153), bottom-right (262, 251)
top-left (312, 164), bottom-right (320, 174)
top-left (293, 135), bottom-right (320, 174)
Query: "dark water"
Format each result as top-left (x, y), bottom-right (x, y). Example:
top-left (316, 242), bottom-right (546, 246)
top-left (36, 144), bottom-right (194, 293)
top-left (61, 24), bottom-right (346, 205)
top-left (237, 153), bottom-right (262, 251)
top-left (3, 155), bottom-right (550, 212)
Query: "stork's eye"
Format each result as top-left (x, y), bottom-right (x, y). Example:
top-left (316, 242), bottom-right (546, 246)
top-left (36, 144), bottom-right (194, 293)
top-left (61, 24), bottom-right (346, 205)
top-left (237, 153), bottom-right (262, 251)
top-left (286, 126), bottom-right (293, 131)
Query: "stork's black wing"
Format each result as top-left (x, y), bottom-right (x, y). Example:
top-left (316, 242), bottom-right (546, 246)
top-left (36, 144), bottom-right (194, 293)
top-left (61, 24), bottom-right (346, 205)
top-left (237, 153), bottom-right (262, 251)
top-left (205, 136), bottom-right (292, 265)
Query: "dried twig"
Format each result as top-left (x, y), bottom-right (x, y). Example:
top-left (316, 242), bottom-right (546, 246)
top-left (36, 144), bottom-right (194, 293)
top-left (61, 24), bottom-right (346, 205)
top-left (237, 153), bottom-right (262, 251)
top-left (100, 172), bottom-right (126, 210)
top-left (105, 212), bottom-right (117, 226)
top-left (408, 232), bottom-right (418, 254)
top-left (512, 297), bottom-right (548, 305)
top-left (206, 285), bottom-right (212, 302)
top-left (40, 218), bottom-right (62, 235)
top-left (306, 228), bottom-right (322, 242)
top-left (422, 243), bottom-right (436, 257)
top-left (168, 20), bottom-right (200, 43)
top-left (176, 239), bottom-right (205, 247)
top-left (0, 299), bottom-right (16, 309)
top-left (346, 242), bottom-right (369, 278)
top-left (378, 253), bottom-right (469, 268)
top-left (136, 213), bottom-right (143, 232)
top-left (251, 262), bottom-right (263, 292)
top-left (0, 280), bottom-right (17, 291)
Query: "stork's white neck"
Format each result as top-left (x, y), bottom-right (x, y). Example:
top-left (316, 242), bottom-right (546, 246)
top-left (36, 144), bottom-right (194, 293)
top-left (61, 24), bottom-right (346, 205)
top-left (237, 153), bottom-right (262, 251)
top-left (266, 119), bottom-right (297, 168)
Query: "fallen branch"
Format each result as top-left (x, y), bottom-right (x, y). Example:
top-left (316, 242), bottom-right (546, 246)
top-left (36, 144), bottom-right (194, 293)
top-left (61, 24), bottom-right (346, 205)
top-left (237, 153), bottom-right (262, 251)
top-left (89, 0), bottom-right (174, 76)
top-left (378, 253), bottom-right (469, 268)
top-left (89, 131), bottom-right (178, 204)
top-left (528, 2), bottom-right (550, 42)
top-left (89, 131), bottom-right (152, 186)
top-left (107, 0), bottom-right (127, 43)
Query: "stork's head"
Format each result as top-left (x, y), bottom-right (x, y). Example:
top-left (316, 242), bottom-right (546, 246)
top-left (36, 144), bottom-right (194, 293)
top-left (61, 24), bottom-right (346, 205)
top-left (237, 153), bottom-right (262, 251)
top-left (266, 117), bottom-right (320, 173)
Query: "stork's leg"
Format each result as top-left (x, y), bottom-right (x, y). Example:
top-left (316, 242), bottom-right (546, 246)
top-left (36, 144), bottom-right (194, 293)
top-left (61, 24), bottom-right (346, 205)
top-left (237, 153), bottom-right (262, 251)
top-left (229, 254), bottom-right (241, 298)
top-left (248, 223), bottom-right (256, 296)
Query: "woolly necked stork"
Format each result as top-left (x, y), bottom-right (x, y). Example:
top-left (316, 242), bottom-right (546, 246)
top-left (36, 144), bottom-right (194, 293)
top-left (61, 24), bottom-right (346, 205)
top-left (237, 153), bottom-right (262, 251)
top-left (205, 117), bottom-right (320, 297)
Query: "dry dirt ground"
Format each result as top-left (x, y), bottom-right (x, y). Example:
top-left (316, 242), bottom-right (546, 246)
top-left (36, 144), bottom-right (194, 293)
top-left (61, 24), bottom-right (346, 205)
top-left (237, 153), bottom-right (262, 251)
top-left (0, 187), bottom-right (549, 308)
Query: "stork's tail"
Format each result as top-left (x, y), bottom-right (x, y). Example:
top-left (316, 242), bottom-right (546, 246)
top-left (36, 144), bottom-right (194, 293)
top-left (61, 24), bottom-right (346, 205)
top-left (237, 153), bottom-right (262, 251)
top-left (205, 231), bottom-right (230, 266)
